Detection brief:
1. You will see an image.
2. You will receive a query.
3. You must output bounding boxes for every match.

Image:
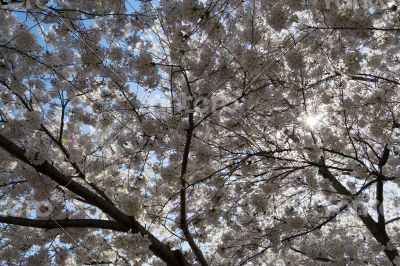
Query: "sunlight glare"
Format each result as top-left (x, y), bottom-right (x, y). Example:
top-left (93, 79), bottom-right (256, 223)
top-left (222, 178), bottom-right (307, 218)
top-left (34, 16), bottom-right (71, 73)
top-left (304, 114), bottom-right (321, 128)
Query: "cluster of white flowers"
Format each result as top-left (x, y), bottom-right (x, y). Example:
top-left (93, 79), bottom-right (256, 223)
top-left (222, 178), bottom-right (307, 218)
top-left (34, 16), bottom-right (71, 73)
top-left (25, 148), bottom-right (48, 166)
top-left (24, 111), bottom-right (42, 129)
top-left (113, 233), bottom-right (151, 255)
top-left (194, 144), bottom-right (212, 163)
top-left (250, 192), bottom-right (268, 212)
top-left (68, 148), bottom-right (83, 163)
top-left (260, 181), bottom-right (279, 194)
top-left (118, 194), bottom-right (143, 217)
top-left (241, 161), bottom-right (257, 175)
top-left (343, 52), bottom-right (362, 73)
top-left (131, 50), bottom-right (159, 88)
top-left (347, 161), bottom-right (369, 179)
top-left (132, 51), bottom-right (154, 76)
top-left (1, 0), bottom-right (400, 265)
top-left (305, 171), bottom-right (318, 189)
top-left (286, 50), bottom-right (304, 71)
top-left (269, 5), bottom-right (287, 31)
top-left (160, 165), bottom-right (179, 183)
top-left (286, 216), bottom-right (305, 229)
top-left (26, 250), bottom-right (49, 265)
top-left (141, 119), bottom-right (158, 136)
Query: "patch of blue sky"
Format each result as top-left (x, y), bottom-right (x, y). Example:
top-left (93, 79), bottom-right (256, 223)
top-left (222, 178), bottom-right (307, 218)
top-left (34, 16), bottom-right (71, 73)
top-left (8, 0), bottom-right (170, 237)
top-left (0, 1), bottom-right (165, 262)
top-left (125, 0), bottom-right (141, 13)
top-left (135, 85), bottom-right (170, 108)
top-left (125, 0), bottom-right (161, 14)
top-left (13, 7), bottom-right (53, 51)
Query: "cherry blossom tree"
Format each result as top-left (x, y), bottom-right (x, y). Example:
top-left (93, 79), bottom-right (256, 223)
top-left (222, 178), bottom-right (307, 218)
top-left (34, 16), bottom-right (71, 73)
top-left (0, 0), bottom-right (400, 265)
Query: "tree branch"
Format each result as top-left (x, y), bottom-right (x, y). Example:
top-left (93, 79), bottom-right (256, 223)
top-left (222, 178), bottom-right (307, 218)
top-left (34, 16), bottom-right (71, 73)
top-left (0, 216), bottom-right (129, 232)
top-left (0, 133), bottom-right (190, 266)
top-left (386, 217), bottom-right (400, 225)
top-left (290, 247), bottom-right (334, 262)
top-left (318, 159), bottom-right (399, 264)
top-left (179, 69), bottom-right (209, 266)
top-left (306, 25), bottom-right (400, 31)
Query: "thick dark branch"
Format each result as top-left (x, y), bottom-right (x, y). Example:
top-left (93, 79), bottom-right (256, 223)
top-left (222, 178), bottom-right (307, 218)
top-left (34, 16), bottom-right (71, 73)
top-left (379, 145), bottom-right (390, 169)
top-left (377, 146), bottom-right (390, 230)
top-left (350, 76), bottom-right (378, 82)
top-left (290, 247), bottom-right (333, 262)
top-left (238, 246), bottom-right (271, 266)
top-left (386, 217), bottom-right (400, 225)
top-left (318, 159), bottom-right (398, 264)
top-left (307, 25), bottom-right (400, 31)
top-left (40, 125), bottom-right (115, 206)
top-left (84, 261), bottom-right (113, 266)
top-left (377, 178), bottom-right (385, 230)
top-left (0, 133), bottom-right (190, 266)
top-left (0, 0), bottom-right (23, 6)
top-left (179, 69), bottom-right (209, 266)
top-left (283, 205), bottom-right (347, 242)
top-left (0, 180), bottom-right (26, 187)
top-left (355, 73), bottom-right (400, 86)
top-left (0, 216), bottom-right (129, 232)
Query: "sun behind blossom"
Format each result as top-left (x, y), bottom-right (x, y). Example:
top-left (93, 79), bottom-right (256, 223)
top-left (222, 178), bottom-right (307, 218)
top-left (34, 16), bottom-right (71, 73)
top-left (303, 113), bottom-right (321, 129)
